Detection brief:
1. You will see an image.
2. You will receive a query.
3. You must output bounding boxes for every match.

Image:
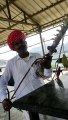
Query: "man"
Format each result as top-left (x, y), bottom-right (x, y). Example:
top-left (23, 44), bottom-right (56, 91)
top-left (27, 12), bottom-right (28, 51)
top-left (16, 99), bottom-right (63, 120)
top-left (0, 30), bottom-right (52, 120)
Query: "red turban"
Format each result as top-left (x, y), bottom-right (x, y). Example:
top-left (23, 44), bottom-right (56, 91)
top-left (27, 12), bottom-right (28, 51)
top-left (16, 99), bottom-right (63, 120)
top-left (7, 30), bottom-right (26, 50)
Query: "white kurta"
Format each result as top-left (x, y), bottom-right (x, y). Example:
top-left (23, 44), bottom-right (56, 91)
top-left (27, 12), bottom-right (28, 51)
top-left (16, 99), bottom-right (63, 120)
top-left (0, 52), bottom-right (52, 120)
top-left (0, 52), bottom-right (52, 102)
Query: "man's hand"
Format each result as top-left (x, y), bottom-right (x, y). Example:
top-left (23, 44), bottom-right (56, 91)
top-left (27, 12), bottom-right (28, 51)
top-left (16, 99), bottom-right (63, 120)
top-left (40, 54), bottom-right (52, 69)
top-left (36, 54), bottom-right (52, 69)
top-left (2, 98), bottom-right (12, 111)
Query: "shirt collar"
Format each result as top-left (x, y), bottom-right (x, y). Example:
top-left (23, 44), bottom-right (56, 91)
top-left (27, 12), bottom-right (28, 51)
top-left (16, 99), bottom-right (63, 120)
top-left (16, 53), bottom-right (33, 61)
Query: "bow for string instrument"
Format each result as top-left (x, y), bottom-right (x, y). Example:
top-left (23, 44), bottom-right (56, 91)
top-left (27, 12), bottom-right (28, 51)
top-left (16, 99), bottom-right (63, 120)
top-left (11, 18), bottom-right (68, 100)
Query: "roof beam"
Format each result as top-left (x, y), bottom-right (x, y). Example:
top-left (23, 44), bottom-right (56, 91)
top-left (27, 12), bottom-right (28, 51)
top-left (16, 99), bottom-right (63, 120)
top-left (41, 14), bottom-right (68, 29)
top-left (6, 0), bottom-right (11, 19)
top-left (12, 0), bottom-right (66, 26)
top-left (0, 14), bottom-right (68, 34)
top-left (0, 17), bottom-right (37, 26)
top-left (0, 0), bottom-right (40, 34)
top-left (0, 0), bottom-right (66, 35)
top-left (0, 0), bottom-right (16, 12)
top-left (29, 0), bottom-right (66, 17)
top-left (12, 2), bottom-right (39, 26)
top-left (24, 14), bottom-right (68, 35)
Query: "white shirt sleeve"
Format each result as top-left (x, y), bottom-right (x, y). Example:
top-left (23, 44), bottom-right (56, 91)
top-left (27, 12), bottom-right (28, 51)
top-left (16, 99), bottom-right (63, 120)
top-left (0, 61), bottom-right (12, 102)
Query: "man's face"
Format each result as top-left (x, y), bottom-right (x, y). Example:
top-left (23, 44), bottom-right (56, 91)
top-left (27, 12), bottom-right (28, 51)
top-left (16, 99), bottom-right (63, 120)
top-left (13, 39), bottom-right (27, 55)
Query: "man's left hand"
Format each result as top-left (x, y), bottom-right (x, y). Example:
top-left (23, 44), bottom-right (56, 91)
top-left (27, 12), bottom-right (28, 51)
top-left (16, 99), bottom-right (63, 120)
top-left (39, 55), bottom-right (52, 69)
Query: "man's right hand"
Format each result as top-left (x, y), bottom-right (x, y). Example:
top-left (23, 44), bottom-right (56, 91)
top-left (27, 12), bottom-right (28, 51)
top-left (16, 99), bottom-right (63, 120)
top-left (2, 98), bottom-right (12, 111)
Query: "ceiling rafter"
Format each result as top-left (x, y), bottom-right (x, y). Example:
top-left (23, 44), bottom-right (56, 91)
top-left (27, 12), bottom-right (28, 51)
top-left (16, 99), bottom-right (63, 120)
top-left (0, 0), bottom-right (40, 34)
top-left (0, 1), bottom-right (39, 34)
top-left (0, 16), bottom-right (37, 26)
top-left (0, 0), bottom-right (16, 12)
top-left (0, 0), bottom-right (66, 34)
top-left (12, 2), bottom-right (40, 26)
top-left (7, 0), bottom-right (37, 26)
top-left (0, 0), bottom-right (68, 46)
top-left (41, 15), bottom-right (67, 29)
top-left (7, 0), bottom-right (66, 29)
top-left (6, 0), bottom-right (11, 19)
top-left (0, 14), bottom-right (67, 46)
top-left (0, 4), bottom-right (8, 18)
top-left (0, 13), bottom-right (68, 35)
top-left (25, 14), bottom-right (68, 35)
top-left (29, 0), bottom-right (66, 17)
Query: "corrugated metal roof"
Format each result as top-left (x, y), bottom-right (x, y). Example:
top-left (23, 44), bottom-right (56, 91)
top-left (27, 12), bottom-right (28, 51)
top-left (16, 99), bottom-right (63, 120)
top-left (0, 0), bottom-right (68, 46)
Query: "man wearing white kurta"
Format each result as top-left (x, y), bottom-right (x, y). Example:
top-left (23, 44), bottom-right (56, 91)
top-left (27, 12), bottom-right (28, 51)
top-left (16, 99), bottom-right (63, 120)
top-left (0, 30), bottom-right (52, 120)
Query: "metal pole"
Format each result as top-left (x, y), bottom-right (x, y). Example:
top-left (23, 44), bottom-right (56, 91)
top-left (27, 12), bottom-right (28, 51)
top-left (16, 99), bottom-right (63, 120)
top-left (38, 26), bottom-right (45, 56)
